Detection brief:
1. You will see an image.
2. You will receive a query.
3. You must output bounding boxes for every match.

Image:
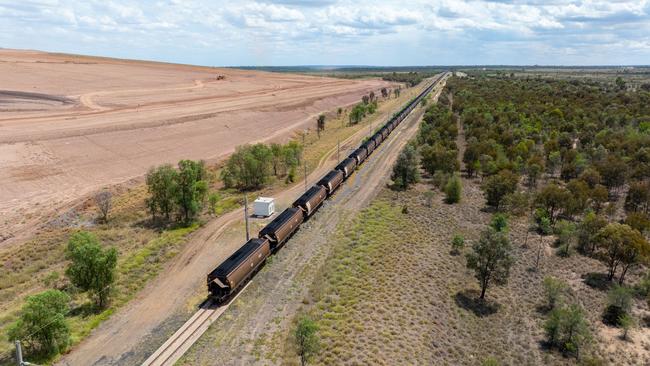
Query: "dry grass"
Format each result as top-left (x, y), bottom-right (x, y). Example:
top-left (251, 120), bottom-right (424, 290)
top-left (0, 86), bottom-right (419, 362)
top-left (282, 174), bottom-right (650, 365)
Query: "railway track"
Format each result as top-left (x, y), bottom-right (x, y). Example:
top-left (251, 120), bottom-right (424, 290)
top-left (141, 282), bottom-right (251, 366)
top-left (140, 74), bottom-right (448, 366)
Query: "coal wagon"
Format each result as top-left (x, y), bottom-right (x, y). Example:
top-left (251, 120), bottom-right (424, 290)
top-left (350, 146), bottom-right (368, 165)
top-left (207, 238), bottom-right (271, 303)
top-left (335, 157), bottom-right (358, 178)
top-left (317, 169), bottom-right (344, 196)
top-left (258, 207), bottom-right (303, 250)
top-left (293, 185), bottom-right (327, 218)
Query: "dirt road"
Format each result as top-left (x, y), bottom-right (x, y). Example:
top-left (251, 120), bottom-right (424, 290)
top-left (0, 50), bottom-right (390, 246)
top-left (54, 76), bottom-right (447, 366)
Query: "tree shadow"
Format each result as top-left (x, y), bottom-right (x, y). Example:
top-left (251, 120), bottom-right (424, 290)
top-left (454, 289), bottom-right (500, 317)
top-left (68, 301), bottom-right (101, 317)
top-left (535, 303), bottom-right (553, 315)
top-left (642, 315), bottom-right (650, 328)
top-left (582, 272), bottom-right (612, 291)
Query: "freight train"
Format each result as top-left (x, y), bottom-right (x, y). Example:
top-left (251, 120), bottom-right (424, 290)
top-left (207, 74), bottom-right (444, 303)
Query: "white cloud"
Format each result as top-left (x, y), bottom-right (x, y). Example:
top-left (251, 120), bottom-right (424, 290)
top-left (0, 0), bottom-right (649, 65)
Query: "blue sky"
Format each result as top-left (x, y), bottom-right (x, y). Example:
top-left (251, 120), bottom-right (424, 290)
top-left (1, 0), bottom-right (649, 66)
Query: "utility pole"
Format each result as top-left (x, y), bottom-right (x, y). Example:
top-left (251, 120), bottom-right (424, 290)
top-left (302, 130), bottom-right (307, 193)
top-left (244, 194), bottom-right (249, 241)
top-left (15, 340), bottom-right (22, 366)
top-left (14, 340), bottom-right (34, 366)
top-left (337, 139), bottom-right (340, 162)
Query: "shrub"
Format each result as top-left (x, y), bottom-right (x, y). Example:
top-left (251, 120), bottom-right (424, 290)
top-left (603, 285), bottom-right (633, 325)
top-left (489, 213), bottom-right (508, 232)
top-left (534, 208), bottom-right (552, 235)
top-left (451, 235), bottom-right (465, 254)
top-left (481, 170), bottom-right (519, 210)
top-left (444, 174), bottom-right (462, 203)
top-left (555, 220), bottom-right (576, 257)
top-left (544, 304), bottom-right (591, 358)
top-left (432, 171), bottom-right (450, 190)
top-left (619, 313), bottom-right (635, 340)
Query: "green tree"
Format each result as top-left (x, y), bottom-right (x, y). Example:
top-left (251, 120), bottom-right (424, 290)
top-left (444, 174), bottom-right (462, 203)
top-left (65, 231), bottom-right (118, 308)
top-left (543, 277), bottom-right (568, 310)
top-left (146, 164), bottom-right (178, 221)
top-left (391, 145), bottom-right (419, 190)
top-left (503, 191), bottom-right (531, 216)
top-left (421, 143), bottom-right (459, 175)
top-left (594, 223), bottom-right (649, 283)
top-left (466, 228), bottom-right (514, 299)
top-left (8, 290), bottom-right (70, 356)
top-left (576, 212), bottom-right (608, 255)
top-left (175, 160), bottom-right (208, 223)
top-left (349, 104), bottom-right (366, 125)
top-left (222, 144), bottom-right (273, 190)
top-left (294, 316), bottom-right (319, 366)
top-left (481, 170), bottom-right (519, 210)
top-left (535, 183), bottom-right (571, 224)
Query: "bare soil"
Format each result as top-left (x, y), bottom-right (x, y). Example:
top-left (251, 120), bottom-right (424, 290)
top-left (0, 49), bottom-right (391, 248)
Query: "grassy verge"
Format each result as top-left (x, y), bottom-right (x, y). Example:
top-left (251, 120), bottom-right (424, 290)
top-left (0, 81), bottom-right (425, 363)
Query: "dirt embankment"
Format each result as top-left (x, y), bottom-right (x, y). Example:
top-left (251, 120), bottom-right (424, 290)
top-left (0, 49), bottom-right (393, 248)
